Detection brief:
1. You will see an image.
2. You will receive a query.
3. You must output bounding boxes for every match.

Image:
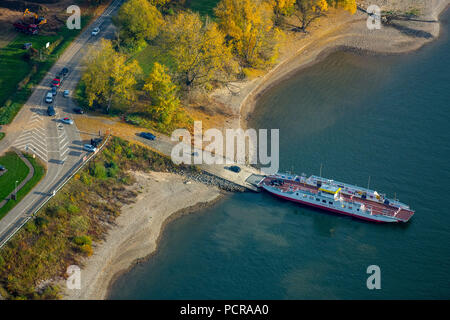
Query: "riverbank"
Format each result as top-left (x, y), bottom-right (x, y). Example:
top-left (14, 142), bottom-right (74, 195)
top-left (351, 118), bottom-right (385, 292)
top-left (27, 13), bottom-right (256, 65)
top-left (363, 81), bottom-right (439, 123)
top-left (63, 171), bottom-right (222, 300)
top-left (208, 0), bottom-right (449, 131)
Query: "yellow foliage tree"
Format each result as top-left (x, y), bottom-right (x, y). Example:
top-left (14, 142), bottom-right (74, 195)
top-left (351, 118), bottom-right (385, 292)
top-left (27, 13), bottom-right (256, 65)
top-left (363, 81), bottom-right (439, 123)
top-left (115, 0), bottom-right (163, 50)
top-left (82, 39), bottom-right (142, 112)
top-left (159, 11), bottom-right (237, 90)
top-left (215, 0), bottom-right (282, 69)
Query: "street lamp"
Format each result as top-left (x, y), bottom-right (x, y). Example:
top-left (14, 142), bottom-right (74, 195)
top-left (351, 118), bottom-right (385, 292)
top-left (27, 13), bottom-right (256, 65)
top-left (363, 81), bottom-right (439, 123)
top-left (15, 180), bottom-right (18, 200)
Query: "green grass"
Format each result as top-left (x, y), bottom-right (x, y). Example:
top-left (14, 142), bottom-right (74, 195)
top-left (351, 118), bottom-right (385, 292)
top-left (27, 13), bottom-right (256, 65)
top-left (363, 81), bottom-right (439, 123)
top-left (0, 153), bottom-right (45, 220)
top-left (0, 15), bottom-right (92, 125)
top-left (0, 152), bottom-right (30, 201)
top-left (133, 44), bottom-right (175, 77)
top-left (188, 0), bottom-right (220, 16)
top-left (0, 132), bottom-right (4, 141)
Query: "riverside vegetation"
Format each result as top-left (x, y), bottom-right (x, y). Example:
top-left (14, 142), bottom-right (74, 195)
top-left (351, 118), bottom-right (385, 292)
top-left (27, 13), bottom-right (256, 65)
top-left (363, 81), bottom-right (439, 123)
top-left (77, 0), bottom-right (358, 133)
top-left (0, 137), bottom-right (242, 299)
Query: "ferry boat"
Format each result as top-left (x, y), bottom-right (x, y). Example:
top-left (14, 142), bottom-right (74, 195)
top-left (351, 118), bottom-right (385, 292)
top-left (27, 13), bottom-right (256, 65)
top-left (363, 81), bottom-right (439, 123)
top-left (258, 173), bottom-right (414, 223)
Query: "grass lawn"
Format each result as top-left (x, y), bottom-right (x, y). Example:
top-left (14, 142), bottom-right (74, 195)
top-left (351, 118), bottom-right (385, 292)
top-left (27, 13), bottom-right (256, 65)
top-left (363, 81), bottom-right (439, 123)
top-left (0, 153), bottom-right (45, 220)
top-left (0, 15), bottom-right (92, 125)
top-left (188, 0), bottom-right (220, 16)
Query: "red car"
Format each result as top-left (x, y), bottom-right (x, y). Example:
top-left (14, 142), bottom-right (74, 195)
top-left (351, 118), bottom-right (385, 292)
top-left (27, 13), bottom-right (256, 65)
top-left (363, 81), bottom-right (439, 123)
top-left (51, 78), bottom-right (61, 87)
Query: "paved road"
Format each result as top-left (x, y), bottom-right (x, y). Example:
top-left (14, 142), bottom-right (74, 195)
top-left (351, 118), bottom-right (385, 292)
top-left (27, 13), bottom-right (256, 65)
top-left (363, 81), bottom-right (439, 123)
top-left (0, 0), bottom-right (125, 247)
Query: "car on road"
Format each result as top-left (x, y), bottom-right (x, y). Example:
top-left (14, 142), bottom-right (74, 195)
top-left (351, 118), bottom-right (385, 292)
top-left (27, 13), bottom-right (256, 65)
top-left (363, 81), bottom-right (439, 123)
top-left (90, 137), bottom-right (103, 147)
top-left (61, 67), bottom-right (69, 76)
top-left (51, 78), bottom-right (61, 87)
top-left (73, 107), bottom-right (84, 114)
top-left (83, 144), bottom-right (97, 152)
top-left (227, 165), bottom-right (241, 173)
top-left (63, 90), bottom-right (70, 97)
top-left (47, 106), bottom-right (56, 116)
top-left (61, 117), bottom-right (74, 125)
top-left (139, 132), bottom-right (156, 140)
top-left (51, 86), bottom-right (57, 96)
top-left (45, 92), bottom-right (53, 103)
top-left (91, 27), bottom-right (100, 36)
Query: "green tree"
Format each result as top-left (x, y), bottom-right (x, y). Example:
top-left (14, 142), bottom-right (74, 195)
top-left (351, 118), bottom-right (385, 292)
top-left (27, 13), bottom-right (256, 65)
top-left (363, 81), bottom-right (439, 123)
top-left (114, 0), bottom-right (163, 50)
top-left (143, 63), bottom-right (182, 125)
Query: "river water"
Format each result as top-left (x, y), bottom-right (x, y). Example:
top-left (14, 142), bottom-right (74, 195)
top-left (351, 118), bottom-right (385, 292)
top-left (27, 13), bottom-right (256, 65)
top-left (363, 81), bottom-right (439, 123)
top-left (109, 11), bottom-right (450, 299)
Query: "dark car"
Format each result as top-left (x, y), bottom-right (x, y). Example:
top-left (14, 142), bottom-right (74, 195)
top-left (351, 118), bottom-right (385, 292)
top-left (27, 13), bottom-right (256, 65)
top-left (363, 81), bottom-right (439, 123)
top-left (51, 86), bottom-right (57, 96)
top-left (140, 132), bottom-right (156, 140)
top-left (47, 106), bottom-right (56, 116)
top-left (0, 165), bottom-right (5, 171)
top-left (73, 107), bottom-right (84, 114)
top-left (61, 67), bottom-right (69, 76)
top-left (228, 165), bottom-right (241, 173)
top-left (90, 137), bottom-right (103, 147)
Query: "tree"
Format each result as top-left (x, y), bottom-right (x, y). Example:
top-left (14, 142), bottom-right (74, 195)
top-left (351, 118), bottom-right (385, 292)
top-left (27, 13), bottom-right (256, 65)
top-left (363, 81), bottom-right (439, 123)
top-left (273, 0), bottom-right (296, 23)
top-left (143, 62), bottom-right (182, 125)
top-left (114, 0), bottom-right (163, 50)
top-left (293, 0), bottom-right (329, 32)
top-left (159, 11), bottom-right (237, 90)
top-left (334, 0), bottom-right (357, 14)
top-left (82, 39), bottom-right (142, 112)
top-left (215, 0), bottom-right (282, 69)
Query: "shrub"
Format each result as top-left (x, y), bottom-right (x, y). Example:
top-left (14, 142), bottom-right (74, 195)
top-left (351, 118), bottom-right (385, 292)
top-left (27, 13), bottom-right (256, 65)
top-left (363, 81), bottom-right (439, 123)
top-left (73, 235), bottom-right (92, 246)
top-left (67, 204), bottom-right (80, 214)
top-left (80, 244), bottom-right (93, 256)
top-left (93, 163), bottom-right (107, 179)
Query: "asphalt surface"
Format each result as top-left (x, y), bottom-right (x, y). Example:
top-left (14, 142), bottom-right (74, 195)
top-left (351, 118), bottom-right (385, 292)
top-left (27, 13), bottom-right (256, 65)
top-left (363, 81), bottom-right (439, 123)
top-left (0, 0), bottom-right (125, 247)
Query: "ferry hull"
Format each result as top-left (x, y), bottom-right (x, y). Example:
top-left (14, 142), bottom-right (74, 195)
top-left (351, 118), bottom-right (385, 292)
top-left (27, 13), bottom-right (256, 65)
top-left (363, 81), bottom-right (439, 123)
top-left (262, 186), bottom-right (399, 223)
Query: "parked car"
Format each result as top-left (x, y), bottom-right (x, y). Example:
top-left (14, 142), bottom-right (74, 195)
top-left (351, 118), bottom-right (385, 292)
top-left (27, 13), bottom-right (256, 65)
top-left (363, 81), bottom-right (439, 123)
top-left (45, 92), bottom-right (53, 103)
top-left (83, 144), bottom-right (97, 152)
top-left (91, 27), bottom-right (100, 36)
top-left (140, 132), bottom-right (156, 140)
top-left (228, 165), bottom-right (241, 173)
top-left (47, 106), bottom-right (56, 116)
top-left (23, 43), bottom-right (32, 50)
top-left (63, 90), bottom-right (70, 97)
top-left (61, 117), bottom-right (73, 125)
top-left (0, 165), bottom-right (5, 171)
top-left (90, 137), bottom-right (103, 147)
top-left (51, 86), bottom-right (57, 96)
top-left (73, 107), bottom-right (84, 114)
top-left (51, 78), bottom-right (60, 87)
top-left (61, 67), bottom-right (69, 76)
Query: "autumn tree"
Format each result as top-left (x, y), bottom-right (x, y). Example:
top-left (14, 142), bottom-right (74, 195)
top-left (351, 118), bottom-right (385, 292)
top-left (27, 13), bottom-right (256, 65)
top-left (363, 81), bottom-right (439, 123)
top-left (114, 0), bottom-right (163, 50)
top-left (292, 0), bottom-right (329, 32)
top-left (82, 39), bottom-right (142, 112)
top-left (143, 62), bottom-right (182, 126)
top-left (158, 11), bottom-right (237, 90)
top-left (215, 0), bottom-right (282, 69)
top-left (333, 0), bottom-right (357, 14)
top-left (272, 0), bottom-right (296, 24)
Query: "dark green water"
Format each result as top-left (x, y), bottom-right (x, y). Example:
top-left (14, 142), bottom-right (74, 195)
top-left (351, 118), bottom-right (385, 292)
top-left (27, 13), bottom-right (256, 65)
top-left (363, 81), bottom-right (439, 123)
top-left (109, 11), bottom-right (450, 299)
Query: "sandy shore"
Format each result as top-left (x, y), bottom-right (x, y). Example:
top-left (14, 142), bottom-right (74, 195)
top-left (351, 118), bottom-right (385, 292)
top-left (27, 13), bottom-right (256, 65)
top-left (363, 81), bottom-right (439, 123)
top-left (63, 171), bottom-right (222, 300)
top-left (209, 0), bottom-right (449, 130)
